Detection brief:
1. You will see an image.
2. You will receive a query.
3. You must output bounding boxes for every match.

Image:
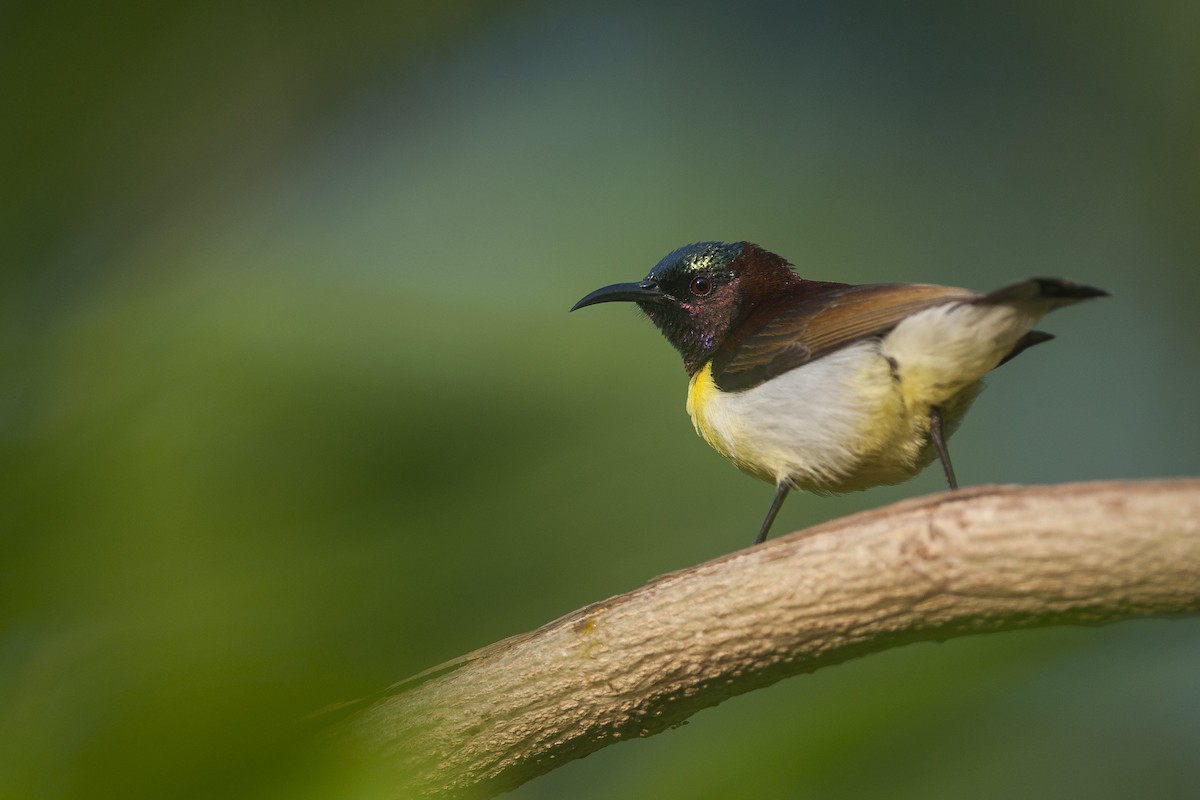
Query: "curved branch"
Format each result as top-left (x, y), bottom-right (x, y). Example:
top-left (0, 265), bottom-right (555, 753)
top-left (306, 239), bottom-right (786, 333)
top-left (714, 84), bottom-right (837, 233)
top-left (336, 479), bottom-right (1200, 798)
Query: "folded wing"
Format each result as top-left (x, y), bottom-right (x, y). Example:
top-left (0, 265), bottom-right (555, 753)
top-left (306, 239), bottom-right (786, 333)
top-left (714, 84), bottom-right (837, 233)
top-left (711, 283), bottom-right (979, 392)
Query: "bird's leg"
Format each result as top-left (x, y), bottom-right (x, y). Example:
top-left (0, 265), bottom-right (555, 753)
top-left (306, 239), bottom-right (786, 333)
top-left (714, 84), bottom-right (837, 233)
top-left (755, 483), bottom-right (791, 545)
top-left (929, 405), bottom-right (958, 490)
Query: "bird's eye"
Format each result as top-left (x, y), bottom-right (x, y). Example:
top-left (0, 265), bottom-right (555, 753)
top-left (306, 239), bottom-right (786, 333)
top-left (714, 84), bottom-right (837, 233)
top-left (690, 275), bottom-right (713, 296)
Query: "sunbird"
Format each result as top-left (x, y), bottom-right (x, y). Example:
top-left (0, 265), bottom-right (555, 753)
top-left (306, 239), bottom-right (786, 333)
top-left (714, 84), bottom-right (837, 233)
top-left (572, 241), bottom-right (1108, 545)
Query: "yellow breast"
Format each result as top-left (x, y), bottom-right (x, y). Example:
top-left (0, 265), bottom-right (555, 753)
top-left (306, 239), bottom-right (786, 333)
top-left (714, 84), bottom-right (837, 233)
top-left (685, 363), bottom-right (721, 448)
top-left (687, 362), bottom-right (773, 483)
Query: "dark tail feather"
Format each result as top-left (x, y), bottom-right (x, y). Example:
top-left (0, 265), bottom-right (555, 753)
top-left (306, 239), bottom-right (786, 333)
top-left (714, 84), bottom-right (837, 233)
top-left (997, 330), bottom-right (1055, 367)
top-left (980, 278), bottom-right (1111, 309)
top-left (1030, 278), bottom-right (1110, 300)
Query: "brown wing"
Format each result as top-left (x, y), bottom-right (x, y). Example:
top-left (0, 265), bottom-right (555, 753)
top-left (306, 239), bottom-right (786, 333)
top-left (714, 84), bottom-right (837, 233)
top-left (711, 283), bottom-right (980, 391)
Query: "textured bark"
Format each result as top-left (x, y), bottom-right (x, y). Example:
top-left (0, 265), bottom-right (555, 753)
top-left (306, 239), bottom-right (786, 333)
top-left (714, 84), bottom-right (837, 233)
top-left (337, 479), bottom-right (1200, 798)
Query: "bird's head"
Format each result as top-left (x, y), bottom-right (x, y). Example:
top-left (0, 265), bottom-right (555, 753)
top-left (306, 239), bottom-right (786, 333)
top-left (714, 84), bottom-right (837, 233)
top-left (571, 241), bottom-right (806, 374)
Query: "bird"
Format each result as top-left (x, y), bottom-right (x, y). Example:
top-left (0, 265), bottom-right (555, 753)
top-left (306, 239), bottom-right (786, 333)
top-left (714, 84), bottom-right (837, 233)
top-left (571, 241), bottom-right (1108, 545)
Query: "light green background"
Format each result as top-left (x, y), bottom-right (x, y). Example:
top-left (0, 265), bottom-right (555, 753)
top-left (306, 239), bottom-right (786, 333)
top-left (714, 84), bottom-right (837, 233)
top-left (3, 2), bottom-right (1198, 798)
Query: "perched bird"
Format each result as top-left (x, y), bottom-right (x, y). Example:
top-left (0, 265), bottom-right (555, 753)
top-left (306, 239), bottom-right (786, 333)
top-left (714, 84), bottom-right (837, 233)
top-left (571, 241), bottom-right (1108, 545)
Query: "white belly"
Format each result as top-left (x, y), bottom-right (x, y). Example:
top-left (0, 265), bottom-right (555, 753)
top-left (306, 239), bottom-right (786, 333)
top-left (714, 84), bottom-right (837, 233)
top-left (687, 341), bottom-right (933, 493)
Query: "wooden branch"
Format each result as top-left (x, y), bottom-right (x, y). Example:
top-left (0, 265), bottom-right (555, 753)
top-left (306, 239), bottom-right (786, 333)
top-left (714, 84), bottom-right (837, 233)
top-left (335, 479), bottom-right (1200, 798)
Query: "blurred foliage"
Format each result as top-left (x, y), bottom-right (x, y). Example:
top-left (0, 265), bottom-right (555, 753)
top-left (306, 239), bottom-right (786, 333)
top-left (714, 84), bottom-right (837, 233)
top-left (2, 1), bottom-right (1199, 798)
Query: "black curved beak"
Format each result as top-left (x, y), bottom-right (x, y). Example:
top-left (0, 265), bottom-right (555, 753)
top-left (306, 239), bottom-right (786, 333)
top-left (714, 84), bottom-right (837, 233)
top-left (570, 280), bottom-right (666, 311)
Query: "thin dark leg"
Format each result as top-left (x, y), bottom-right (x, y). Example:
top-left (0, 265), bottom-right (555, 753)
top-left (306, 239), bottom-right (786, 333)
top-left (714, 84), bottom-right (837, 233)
top-left (929, 405), bottom-right (958, 490)
top-left (754, 483), bottom-right (790, 545)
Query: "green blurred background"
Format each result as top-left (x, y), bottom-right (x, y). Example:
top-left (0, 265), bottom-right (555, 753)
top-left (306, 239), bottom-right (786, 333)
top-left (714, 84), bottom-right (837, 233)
top-left (3, 1), bottom-right (1199, 798)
